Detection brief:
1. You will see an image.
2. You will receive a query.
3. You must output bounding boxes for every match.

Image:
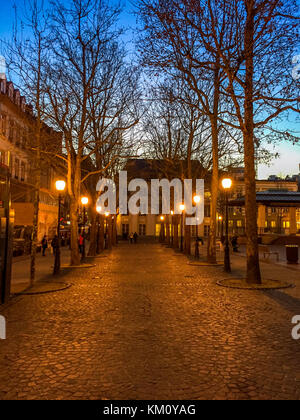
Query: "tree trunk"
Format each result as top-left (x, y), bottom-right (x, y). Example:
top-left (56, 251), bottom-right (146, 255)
top-left (112, 217), bottom-right (117, 246)
top-left (166, 222), bottom-right (170, 245)
top-left (244, 0), bottom-right (261, 284)
top-left (173, 217), bottom-right (179, 248)
top-left (207, 65), bottom-right (220, 264)
top-left (30, 182), bottom-right (40, 285)
top-left (88, 206), bottom-right (97, 257)
top-left (107, 216), bottom-right (113, 249)
top-left (70, 198), bottom-right (80, 266)
top-left (97, 216), bottom-right (104, 254)
top-left (184, 225), bottom-right (191, 255)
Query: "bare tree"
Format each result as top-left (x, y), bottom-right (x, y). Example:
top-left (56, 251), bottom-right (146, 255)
top-left (136, 1), bottom-right (246, 262)
top-left (5, 0), bottom-right (53, 284)
top-left (192, 0), bottom-right (299, 283)
top-left (43, 0), bottom-right (126, 266)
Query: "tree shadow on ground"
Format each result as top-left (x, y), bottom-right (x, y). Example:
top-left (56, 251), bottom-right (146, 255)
top-left (263, 289), bottom-right (300, 313)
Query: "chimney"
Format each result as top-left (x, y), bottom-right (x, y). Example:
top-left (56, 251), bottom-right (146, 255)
top-left (0, 56), bottom-right (6, 80)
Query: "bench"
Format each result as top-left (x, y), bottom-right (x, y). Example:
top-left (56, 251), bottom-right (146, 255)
top-left (259, 245), bottom-right (279, 262)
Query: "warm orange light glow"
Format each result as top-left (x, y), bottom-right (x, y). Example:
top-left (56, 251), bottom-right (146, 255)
top-left (179, 204), bottom-right (185, 212)
top-left (160, 216), bottom-right (165, 221)
top-left (96, 205), bottom-right (102, 214)
top-left (222, 178), bottom-right (232, 190)
top-left (105, 212), bottom-right (110, 217)
top-left (171, 211), bottom-right (174, 216)
top-left (193, 195), bottom-right (201, 204)
top-left (55, 180), bottom-right (66, 192)
top-left (81, 197), bottom-right (89, 205)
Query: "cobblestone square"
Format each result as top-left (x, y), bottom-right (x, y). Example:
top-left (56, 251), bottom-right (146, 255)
top-left (1, 243), bottom-right (300, 400)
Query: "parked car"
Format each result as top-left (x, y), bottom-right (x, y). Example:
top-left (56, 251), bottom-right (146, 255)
top-left (13, 226), bottom-right (33, 256)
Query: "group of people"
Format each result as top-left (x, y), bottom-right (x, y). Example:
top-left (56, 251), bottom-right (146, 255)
top-left (220, 235), bottom-right (239, 252)
top-left (129, 232), bottom-right (138, 244)
top-left (41, 235), bottom-right (59, 256)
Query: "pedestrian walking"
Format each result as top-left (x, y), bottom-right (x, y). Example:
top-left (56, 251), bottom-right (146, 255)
top-left (78, 233), bottom-right (84, 254)
top-left (129, 233), bottom-right (134, 244)
top-left (41, 235), bottom-right (48, 256)
top-left (133, 232), bottom-right (138, 244)
top-left (51, 235), bottom-right (59, 256)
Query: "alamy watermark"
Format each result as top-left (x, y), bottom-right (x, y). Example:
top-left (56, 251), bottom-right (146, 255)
top-left (0, 315), bottom-right (6, 340)
top-left (292, 55), bottom-right (300, 81)
top-left (292, 316), bottom-right (300, 340)
top-left (96, 171), bottom-right (204, 226)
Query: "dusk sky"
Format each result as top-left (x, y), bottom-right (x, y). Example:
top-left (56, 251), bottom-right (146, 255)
top-left (0, 0), bottom-right (299, 179)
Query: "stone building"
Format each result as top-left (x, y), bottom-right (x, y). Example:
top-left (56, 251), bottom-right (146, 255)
top-left (226, 168), bottom-right (300, 236)
top-left (116, 160), bottom-right (300, 240)
top-left (0, 76), bottom-right (61, 242)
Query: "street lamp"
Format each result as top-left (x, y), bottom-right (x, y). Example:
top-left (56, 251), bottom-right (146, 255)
top-left (81, 196), bottom-right (89, 261)
top-left (222, 178), bottom-right (232, 273)
top-left (179, 204), bottom-right (185, 252)
top-left (160, 216), bottom-right (165, 242)
top-left (218, 215), bottom-right (223, 238)
top-left (53, 180), bottom-right (66, 275)
top-left (193, 195), bottom-right (201, 259)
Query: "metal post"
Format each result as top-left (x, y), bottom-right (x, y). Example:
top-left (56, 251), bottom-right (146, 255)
top-left (96, 214), bottom-right (100, 254)
top-left (224, 191), bottom-right (231, 273)
top-left (195, 221), bottom-right (200, 259)
top-left (105, 218), bottom-right (108, 249)
top-left (81, 206), bottom-right (86, 261)
top-left (53, 194), bottom-right (61, 275)
top-left (180, 212), bottom-right (184, 252)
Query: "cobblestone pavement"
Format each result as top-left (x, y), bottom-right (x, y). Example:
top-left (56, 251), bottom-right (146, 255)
top-left (1, 243), bottom-right (300, 400)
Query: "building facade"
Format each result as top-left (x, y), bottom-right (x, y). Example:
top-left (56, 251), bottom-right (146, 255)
top-left (116, 161), bottom-right (300, 239)
top-left (0, 76), bottom-right (60, 243)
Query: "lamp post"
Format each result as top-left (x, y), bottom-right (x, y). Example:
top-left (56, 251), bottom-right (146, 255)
top-left (179, 204), bottom-right (185, 252)
top-left (105, 212), bottom-right (109, 249)
top-left (193, 195), bottom-right (201, 259)
top-left (81, 196), bottom-right (89, 261)
top-left (96, 205), bottom-right (102, 254)
top-left (160, 216), bottom-right (165, 243)
top-left (171, 211), bottom-right (174, 246)
top-left (218, 216), bottom-right (223, 238)
top-left (53, 180), bottom-right (66, 275)
top-left (222, 178), bottom-right (232, 273)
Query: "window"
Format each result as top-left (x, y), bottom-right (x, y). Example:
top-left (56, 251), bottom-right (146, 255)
top-left (9, 120), bottom-right (14, 142)
top-left (21, 162), bottom-right (26, 181)
top-left (122, 224), bottom-right (129, 235)
top-left (14, 158), bottom-right (20, 179)
top-left (0, 151), bottom-right (5, 165)
top-left (204, 205), bottom-right (211, 218)
top-left (0, 113), bottom-right (6, 135)
top-left (237, 220), bottom-right (243, 228)
top-left (283, 221), bottom-right (290, 229)
top-left (271, 221), bottom-right (276, 228)
top-left (204, 225), bottom-right (210, 237)
top-left (139, 224), bottom-right (146, 236)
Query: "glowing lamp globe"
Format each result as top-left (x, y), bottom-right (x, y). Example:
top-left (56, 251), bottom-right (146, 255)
top-left (222, 178), bottom-right (232, 190)
top-left (81, 197), bottom-right (89, 206)
top-left (55, 180), bottom-right (66, 192)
